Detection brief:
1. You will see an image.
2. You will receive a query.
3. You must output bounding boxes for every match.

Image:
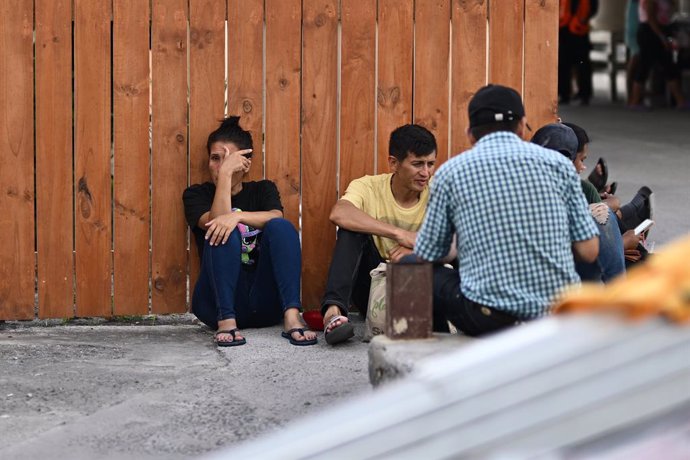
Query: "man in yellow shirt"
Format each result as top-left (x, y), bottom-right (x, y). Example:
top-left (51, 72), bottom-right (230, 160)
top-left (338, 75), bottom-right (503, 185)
top-left (321, 124), bottom-right (438, 345)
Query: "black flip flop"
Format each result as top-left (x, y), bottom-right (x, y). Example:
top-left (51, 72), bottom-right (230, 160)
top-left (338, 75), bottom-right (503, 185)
top-left (588, 157), bottom-right (608, 192)
top-left (608, 181), bottom-right (617, 195)
top-left (281, 328), bottom-right (318, 346)
top-left (215, 328), bottom-right (246, 347)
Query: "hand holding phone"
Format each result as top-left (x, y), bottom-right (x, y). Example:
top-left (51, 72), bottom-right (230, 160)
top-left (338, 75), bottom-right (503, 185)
top-left (634, 219), bottom-right (654, 236)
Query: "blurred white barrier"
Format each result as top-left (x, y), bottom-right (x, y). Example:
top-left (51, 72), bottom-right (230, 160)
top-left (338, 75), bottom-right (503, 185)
top-left (204, 314), bottom-right (690, 460)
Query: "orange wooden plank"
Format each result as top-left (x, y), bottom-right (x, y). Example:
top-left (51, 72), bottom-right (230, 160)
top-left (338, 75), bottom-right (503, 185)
top-left (228, 0), bottom-right (264, 183)
top-left (188, 0), bottom-right (226, 300)
top-left (488, 0), bottom-right (524, 92)
top-left (523, 0), bottom-right (559, 133)
top-left (0, 0), bottom-right (34, 320)
top-left (74, 0), bottom-right (112, 317)
top-left (301, 0), bottom-right (339, 308)
top-left (377, 0), bottom-right (414, 172)
top-left (190, 0), bottom-right (226, 186)
top-left (151, 0), bottom-right (188, 313)
top-left (113, 0), bottom-right (151, 315)
top-left (451, 0), bottom-right (487, 155)
top-left (414, 0), bottom-right (451, 163)
top-left (265, 0), bottom-right (301, 227)
top-left (340, 0), bottom-right (376, 194)
top-left (35, 0), bottom-right (74, 318)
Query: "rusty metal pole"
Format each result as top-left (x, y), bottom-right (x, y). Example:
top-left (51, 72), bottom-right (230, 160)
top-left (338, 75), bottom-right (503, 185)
top-left (385, 262), bottom-right (433, 339)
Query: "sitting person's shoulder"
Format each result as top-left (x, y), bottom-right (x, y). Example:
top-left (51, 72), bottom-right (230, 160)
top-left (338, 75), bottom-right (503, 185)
top-left (241, 179), bottom-right (278, 190)
top-left (183, 181), bottom-right (214, 198)
top-left (345, 173), bottom-right (392, 192)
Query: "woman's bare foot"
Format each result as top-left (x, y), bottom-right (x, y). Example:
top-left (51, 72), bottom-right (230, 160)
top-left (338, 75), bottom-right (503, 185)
top-left (284, 308), bottom-right (317, 343)
top-left (323, 305), bottom-right (349, 333)
top-left (215, 318), bottom-right (245, 346)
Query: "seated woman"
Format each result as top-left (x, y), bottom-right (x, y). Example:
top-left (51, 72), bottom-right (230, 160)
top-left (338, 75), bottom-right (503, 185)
top-left (182, 116), bottom-right (317, 347)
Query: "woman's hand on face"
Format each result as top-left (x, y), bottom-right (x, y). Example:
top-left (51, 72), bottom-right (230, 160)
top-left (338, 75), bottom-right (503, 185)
top-left (204, 212), bottom-right (241, 246)
top-left (219, 146), bottom-right (252, 179)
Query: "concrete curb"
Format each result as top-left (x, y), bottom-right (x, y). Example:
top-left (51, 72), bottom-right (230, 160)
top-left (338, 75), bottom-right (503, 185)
top-left (368, 333), bottom-right (474, 386)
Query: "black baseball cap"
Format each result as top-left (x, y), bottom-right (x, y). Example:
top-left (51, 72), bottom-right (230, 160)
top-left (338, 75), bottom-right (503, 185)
top-left (530, 123), bottom-right (579, 161)
top-left (468, 84), bottom-right (525, 128)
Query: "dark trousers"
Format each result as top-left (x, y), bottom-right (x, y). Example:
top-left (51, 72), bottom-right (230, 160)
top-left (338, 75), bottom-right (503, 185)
top-left (558, 28), bottom-right (593, 102)
top-left (192, 218), bottom-right (301, 330)
top-left (321, 229), bottom-right (449, 332)
top-left (430, 265), bottom-right (519, 337)
top-left (635, 23), bottom-right (680, 83)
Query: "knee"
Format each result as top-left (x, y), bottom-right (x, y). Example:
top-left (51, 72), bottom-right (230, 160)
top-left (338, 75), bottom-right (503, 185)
top-left (204, 228), bottom-right (242, 254)
top-left (336, 228), bottom-right (367, 243)
top-left (263, 218), bottom-right (298, 239)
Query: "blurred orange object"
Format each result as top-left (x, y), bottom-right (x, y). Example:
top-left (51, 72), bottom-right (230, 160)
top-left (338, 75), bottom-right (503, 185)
top-left (554, 234), bottom-right (690, 323)
top-left (303, 310), bottom-right (324, 331)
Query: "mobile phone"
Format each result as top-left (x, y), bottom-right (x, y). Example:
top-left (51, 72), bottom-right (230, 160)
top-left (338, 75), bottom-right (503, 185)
top-left (634, 219), bottom-right (654, 236)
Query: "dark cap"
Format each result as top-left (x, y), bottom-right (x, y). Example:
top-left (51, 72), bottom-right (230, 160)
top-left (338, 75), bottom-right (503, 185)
top-left (530, 123), bottom-right (579, 161)
top-left (468, 84), bottom-right (525, 128)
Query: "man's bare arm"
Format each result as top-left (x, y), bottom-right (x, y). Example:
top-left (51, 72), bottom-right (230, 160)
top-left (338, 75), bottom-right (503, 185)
top-left (572, 236), bottom-right (599, 263)
top-left (329, 199), bottom-right (416, 248)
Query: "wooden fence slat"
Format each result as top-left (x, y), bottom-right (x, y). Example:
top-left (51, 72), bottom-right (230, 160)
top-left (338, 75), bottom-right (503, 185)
top-left (228, 0), bottom-right (264, 183)
top-left (35, 0), bottom-right (73, 318)
top-left (340, 0), bottom-right (376, 194)
top-left (488, 0), bottom-right (525, 92)
top-left (301, 0), bottom-right (339, 308)
top-left (0, 0), bottom-right (34, 320)
top-left (151, 0), bottom-right (188, 313)
top-left (265, 0), bottom-right (301, 227)
top-left (113, 0), bottom-right (151, 315)
top-left (189, 0), bottom-right (226, 297)
top-left (451, 0), bottom-right (487, 155)
top-left (414, 0), bottom-right (451, 163)
top-left (377, 0), bottom-right (414, 172)
top-left (524, 0), bottom-right (559, 133)
top-left (74, 0), bottom-right (112, 317)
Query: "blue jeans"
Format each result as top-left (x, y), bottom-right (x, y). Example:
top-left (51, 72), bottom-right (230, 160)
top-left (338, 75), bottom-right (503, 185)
top-left (577, 209), bottom-right (625, 283)
top-left (191, 218), bottom-right (302, 330)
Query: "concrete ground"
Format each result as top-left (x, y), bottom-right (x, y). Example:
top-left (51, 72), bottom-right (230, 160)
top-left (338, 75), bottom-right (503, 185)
top-left (0, 318), bottom-right (370, 459)
top-left (1, 85), bottom-right (688, 459)
top-left (559, 74), bottom-right (690, 246)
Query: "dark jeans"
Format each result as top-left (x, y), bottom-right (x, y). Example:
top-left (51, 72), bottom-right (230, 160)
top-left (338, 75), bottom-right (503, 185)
top-left (192, 218), bottom-right (301, 330)
top-left (431, 265), bottom-right (520, 337)
top-left (321, 229), bottom-right (450, 332)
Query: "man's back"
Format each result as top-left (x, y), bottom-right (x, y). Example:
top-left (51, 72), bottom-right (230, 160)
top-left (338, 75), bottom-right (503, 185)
top-left (417, 131), bottom-right (597, 319)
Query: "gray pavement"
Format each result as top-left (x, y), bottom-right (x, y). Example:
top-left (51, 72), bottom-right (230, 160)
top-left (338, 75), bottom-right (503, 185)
top-left (1, 94), bottom-right (689, 460)
top-left (559, 96), bottom-right (690, 246)
top-left (0, 319), bottom-right (370, 459)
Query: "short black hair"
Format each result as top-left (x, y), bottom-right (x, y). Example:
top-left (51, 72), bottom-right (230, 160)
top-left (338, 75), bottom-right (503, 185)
top-left (470, 120), bottom-right (521, 141)
top-left (206, 116), bottom-right (253, 155)
top-left (388, 124), bottom-right (437, 161)
top-left (562, 122), bottom-right (590, 153)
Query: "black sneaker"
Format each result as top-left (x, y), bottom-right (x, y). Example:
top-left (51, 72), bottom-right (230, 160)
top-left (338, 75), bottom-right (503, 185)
top-left (620, 186), bottom-right (653, 230)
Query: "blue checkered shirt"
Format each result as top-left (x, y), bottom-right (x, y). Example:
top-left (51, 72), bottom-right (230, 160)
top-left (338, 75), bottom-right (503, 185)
top-left (415, 132), bottom-right (599, 319)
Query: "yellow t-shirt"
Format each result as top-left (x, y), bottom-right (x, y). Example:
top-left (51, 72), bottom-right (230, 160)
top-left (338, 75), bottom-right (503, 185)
top-left (341, 173), bottom-right (429, 259)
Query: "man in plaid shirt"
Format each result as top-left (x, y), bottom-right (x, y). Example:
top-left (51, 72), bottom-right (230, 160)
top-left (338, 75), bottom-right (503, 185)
top-left (414, 85), bottom-right (599, 336)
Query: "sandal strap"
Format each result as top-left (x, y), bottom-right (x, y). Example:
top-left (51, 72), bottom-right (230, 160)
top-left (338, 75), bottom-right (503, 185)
top-left (325, 315), bottom-right (346, 329)
top-left (215, 329), bottom-right (240, 338)
top-left (284, 327), bottom-right (310, 337)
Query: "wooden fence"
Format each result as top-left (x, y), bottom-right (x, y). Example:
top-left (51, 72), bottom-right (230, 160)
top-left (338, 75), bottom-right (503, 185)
top-left (0, 0), bottom-right (558, 320)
